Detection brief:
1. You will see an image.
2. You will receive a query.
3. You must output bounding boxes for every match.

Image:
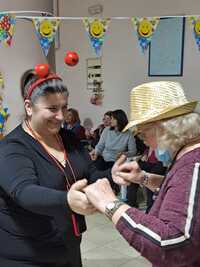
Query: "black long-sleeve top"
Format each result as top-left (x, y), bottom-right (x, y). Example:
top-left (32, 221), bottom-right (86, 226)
top-left (0, 125), bottom-right (111, 265)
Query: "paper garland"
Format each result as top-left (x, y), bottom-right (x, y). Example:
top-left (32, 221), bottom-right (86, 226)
top-left (32, 18), bottom-right (60, 56)
top-left (0, 106), bottom-right (9, 135)
top-left (0, 72), bottom-right (4, 88)
top-left (1, 12), bottom-right (200, 59)
top-left (188, 16), bottom-right (200, 51)
top-left (0, 91), bottom-right (9, 139)
top-left (131, 17), bottom-right (159, 53)
top-left (0, 13), bottom-right (16, 46)
top-left (83, 18), bottom-right (110, 56)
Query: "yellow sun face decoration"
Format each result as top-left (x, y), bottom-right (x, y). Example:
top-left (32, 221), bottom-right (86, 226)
top-left (194, 19), bottom-right (200, 36)
top-left (89, 20), bottom-right (104, 38)
top-left (39, 20), bottom-right (53, 38)
top-left (138, 19), bottom-right (153, 38)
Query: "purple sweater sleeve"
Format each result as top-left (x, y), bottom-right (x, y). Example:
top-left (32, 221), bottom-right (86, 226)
top-left (116, 154), bottom-right (200, 266)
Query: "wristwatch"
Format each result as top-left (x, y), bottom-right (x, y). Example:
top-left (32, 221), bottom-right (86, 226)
top-left (140, 171), bottom-right (149, 187)
top-left (105, 200), bottom-right (125, 220)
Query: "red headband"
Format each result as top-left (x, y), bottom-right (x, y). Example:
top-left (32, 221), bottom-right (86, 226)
top-left (26, 73), bottom-right (62, 99)
top-left (25, 64), bottom-right (62, 99)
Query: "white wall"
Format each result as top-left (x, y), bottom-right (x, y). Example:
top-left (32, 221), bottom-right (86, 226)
top-left (56, 0), bottom-right (200, 129)
top-left (0, 0), bottom-right (54, 132)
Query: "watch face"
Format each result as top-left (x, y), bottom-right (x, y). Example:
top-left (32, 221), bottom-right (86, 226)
top-left (107, 202), bottom-right (115, 210)
top-left (105, 200), bottom-right (124, 220)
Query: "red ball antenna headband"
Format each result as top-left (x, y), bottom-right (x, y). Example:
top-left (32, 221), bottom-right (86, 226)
top-left (25, 64), bottom-right (62, 99)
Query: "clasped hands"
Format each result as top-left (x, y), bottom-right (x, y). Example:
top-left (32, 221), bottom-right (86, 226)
top-left (68, 155), bottom-right (144, 215)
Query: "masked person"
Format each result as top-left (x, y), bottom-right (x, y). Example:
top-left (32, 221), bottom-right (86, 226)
top-left (0, 65), bottom-right (112, 267)
top-left (84, 81), bottom-right (200, 267)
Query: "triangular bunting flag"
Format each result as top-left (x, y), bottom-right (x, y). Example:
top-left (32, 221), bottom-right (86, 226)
top-left (131, 17), bottom-right (159, 53)
top-left (83, 18), bottom-right (110, 56)
top-left (0, 13), bottom-right (16, 46)
top-left (0, 106), bottom-right (9, 134)
top-left (0, 72), bottom-right (4, 89)
top-left (0, 93), bottom-right (9, 139)
top-left (188, 16), bottom-right (200, 51)
top-left (32, 18), bottom-right (61, 56)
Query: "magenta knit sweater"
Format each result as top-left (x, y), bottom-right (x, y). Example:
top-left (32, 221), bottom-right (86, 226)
top-left (116, 148), bottom-right (200, 267)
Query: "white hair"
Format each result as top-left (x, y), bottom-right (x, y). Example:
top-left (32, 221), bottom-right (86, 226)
top-left (156, 112), bottom-right (200, 154)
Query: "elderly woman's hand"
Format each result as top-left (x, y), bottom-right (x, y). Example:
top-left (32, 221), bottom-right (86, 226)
top-left (67, 179), bottom-right (96, 215)
top-left (112, 155), bottom-right (130, 185)
top-left (84, 178), bottom-right (118, 213)
top-left (112, 155), bottom-right (144, 185)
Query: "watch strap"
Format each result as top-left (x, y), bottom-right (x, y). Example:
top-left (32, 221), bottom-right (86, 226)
top-left (105, 200), bottom-right (125, 220)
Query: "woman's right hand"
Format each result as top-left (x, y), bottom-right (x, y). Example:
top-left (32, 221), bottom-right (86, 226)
top-left (67, 179), bottom-right (96, 215)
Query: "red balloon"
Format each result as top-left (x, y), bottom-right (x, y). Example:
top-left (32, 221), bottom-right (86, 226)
top-left (64, 51), bottom-right (79, 66)
top-left (34, 64), bottom-right (50, 78)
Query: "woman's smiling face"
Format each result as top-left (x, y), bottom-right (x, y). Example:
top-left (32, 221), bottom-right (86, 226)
top-left (25, 92), bottom-right (68, 136)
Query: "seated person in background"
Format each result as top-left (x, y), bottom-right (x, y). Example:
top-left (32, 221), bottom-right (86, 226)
top-left (90, 109), bottom-right (137, 171)
top-left (91, 110), bottom-right (113, 147)
top-left (134, 134), bottom-right (147, 156)
top-left (63, 108), bottom-right (86, 141)
top-left (138, 147), bottom-right (167, 212)
top-left (125, 135), bottom-right (147, 207)
top-left (126, 135), bottom-right (166, 210)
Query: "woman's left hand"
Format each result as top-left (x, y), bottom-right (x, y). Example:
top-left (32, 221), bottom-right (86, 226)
top-left (67, 179), bottom-right (97, 215)
top-left (84, 178), bottom-right (118, 213)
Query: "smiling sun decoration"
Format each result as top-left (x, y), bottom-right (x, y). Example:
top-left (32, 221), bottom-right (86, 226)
top-left (39, 20), bottom-right (53, 38)
top-left (89, 20), bottom-right (104, 39)
top-left (138, 19), bottom-right (153, 38)
top-left (194, 19), bottom-right (200, 36)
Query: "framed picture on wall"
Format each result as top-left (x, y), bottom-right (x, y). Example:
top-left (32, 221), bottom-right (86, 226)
top-left (148, 17), bottom-right (185, 76)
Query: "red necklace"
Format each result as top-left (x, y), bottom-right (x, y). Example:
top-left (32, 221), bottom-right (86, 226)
top-left (24, 120), bottom-right (81, 237)
top-left (24, 120), bottom-right (77, 190)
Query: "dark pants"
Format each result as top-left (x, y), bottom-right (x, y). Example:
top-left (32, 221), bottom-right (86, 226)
top-left (0, 244), bottom-right (82, 267)
top-left (0, 259), bottom-right (69, 267)
top-left (0, 255), bottom-right (82, 267)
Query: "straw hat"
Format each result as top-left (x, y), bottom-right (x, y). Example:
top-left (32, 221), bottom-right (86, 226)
top-left (123, 81), bottom-right (198, 132)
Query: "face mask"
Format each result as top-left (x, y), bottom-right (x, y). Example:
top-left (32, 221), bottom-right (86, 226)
top-left (155, 148), bottom-right (172, 166)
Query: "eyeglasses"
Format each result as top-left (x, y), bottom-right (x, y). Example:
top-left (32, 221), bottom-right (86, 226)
top-left (136, 124), bottom-right (155, 139)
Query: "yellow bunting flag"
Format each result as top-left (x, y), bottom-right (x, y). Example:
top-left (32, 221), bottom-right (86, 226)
top-left (188, 16), bottom-right (200, 51)
top-left (131, 17), bottom-right (159, 53)
top-left (32, 18), bottom-right (61, 56)
top-left (83, 18), bottom-right (110, 56)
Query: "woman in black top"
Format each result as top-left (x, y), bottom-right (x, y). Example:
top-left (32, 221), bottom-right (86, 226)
top-left (0, 65), bottom-right (111, 267)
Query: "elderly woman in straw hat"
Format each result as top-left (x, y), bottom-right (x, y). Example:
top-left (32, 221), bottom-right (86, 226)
top-left (84, 81), bottom-right (200, 267)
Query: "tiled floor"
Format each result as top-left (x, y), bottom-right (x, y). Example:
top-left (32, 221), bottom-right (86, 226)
top-left (81, 213), bottom-right (151, 267)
